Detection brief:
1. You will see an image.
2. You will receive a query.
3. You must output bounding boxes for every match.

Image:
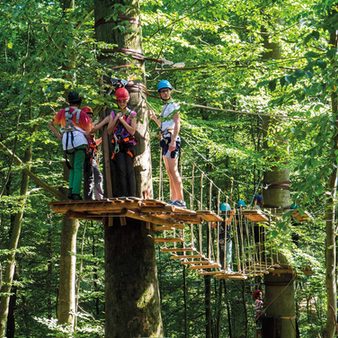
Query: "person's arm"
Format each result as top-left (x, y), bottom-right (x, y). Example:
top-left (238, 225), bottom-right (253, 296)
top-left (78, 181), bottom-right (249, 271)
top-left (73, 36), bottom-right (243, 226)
top-left (107, 113), bottom-right (120, 135)
top-left (91, 115), bottom-right (111, 132)
top-left (118, 114), bottom-right (136, 136)
top-left (48, 120), bottom-right (62, 140)
top-left (169, 112), bottom-right (180, 151)
top-left (149, 110), bottom-right (161, 128)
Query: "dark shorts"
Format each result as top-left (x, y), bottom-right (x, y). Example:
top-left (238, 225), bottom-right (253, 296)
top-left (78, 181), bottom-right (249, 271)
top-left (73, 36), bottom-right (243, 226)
top-left (160, 136), bottom-right (181, 159)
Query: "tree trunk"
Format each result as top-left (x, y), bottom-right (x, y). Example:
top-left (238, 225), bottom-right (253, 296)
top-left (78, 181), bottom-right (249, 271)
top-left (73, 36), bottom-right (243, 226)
top-left (264, 273), bottom-right (296, 338)
top-left (0, 147), bottom-right (31, 337)
top-left (261, 23), bottom-right (296, 338)
top-left (105, 218), bottom-right (162, 337)
top-left (324, 14), bottom-right (338, 338)
top-left (204, 275), bottom-right (212, 338)
top-left (183, 265), bottom-right (188, 338)
top-left (6, 280), bottom-right (17, 338)
top-left (94, 0), bottom-right (162, 336)
top-left (57, 217), bottom-right (79, 328)
top-left (56, 0), bottom-right (81, 330)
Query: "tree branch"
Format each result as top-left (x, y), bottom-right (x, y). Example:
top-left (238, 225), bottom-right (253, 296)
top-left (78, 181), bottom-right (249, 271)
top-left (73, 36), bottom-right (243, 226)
top-left (0, 141), bottom-right (64, 200)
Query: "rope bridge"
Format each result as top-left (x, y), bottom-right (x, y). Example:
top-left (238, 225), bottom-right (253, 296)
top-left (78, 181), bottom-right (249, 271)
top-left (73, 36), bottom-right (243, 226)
top-left (151, 149), bottom-right (282, 280)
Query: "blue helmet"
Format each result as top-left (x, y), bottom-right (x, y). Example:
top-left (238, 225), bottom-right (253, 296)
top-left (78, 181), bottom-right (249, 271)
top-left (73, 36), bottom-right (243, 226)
top-left (237, 199), bottom-right (246, 208)
top-left (220, 202), bottom-right (231, 212)
top-left (157, 80), bottom-right (173, 92)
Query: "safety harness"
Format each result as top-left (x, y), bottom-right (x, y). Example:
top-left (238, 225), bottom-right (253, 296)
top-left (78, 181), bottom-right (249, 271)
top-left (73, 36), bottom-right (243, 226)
top-left (111, 109), bottom-right (136, 160)
top-left (87, 135), bottom-right (98, 163)
top-left (61, 107), bottom-right (84, 168)
top-left (61, 107), bottom-right (82, 153)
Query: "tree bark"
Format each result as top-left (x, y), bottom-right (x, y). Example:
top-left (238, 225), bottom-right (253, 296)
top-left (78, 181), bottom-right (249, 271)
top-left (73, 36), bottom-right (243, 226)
top-left (264, 273), bottom-right (296, 338)
top-left (94, 0), bottom-right (162, 336)
top-left (324, 13), bottom-right (338, 338)
top-left (57, 217), bottom-right (79, 328)
top-left (56, 0), bottom-right (81, 330)
top-left (261, 22), bottom-right (296, 338)
top-left (183, 265), bottom-right (188, 338)
top-left (204, 275), bottom-right (212, 338)
top-left (0, 147), bottom-right (31, 338)
top-left (105, 218), bottom-right (162, 337)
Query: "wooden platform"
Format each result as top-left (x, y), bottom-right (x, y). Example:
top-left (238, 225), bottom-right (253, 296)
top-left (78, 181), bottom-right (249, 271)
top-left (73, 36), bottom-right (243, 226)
top-left (242, 209), bottom-right (269, 222)
top-left (50, 197), bottom-right (222, 226)
top-left (292, 210), bottom-right (312, 223)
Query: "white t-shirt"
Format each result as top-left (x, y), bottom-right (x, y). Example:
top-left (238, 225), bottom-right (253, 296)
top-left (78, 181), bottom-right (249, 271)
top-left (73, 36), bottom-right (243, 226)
top-left (160, 101), bottom-right (180, 133)
top-left (62, 127), bottom-right (88, 151)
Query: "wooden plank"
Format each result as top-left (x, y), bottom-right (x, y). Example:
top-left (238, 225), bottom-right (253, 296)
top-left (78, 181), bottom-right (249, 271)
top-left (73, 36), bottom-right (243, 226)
top-left (196, 211), bottom-right (223, 222)
top-left (125, 210), bottom-right (181, 227)
top-left (151, 224), bottom-right (185, 231)
top-left (189, 264), bottom-right (221, 270)
top-left (152, 213), bottom-right (200, 222)
top-left (153, 238), bottom-right (184, 243)
top-left (65, 211), bottom-right (103, 221)
top-left (180, 260), bottom-right (211, 265)
top-left (161, 248), bottom-right (195, 253)
top-left (198, 271), bottom-right (222, 276)
top-left (242, 209), bottom-right (269, 222)
top-left (214, 274), bottom-right (248, 280)
top-left (292, 210), bottom-right (312, 222)
top-left (170, 254), bottom-right (202, 259)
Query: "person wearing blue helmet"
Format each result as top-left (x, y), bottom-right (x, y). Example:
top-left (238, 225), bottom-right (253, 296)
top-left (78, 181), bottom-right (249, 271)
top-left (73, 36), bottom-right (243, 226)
top-left (220, 202), bottom-right (231, 213)
top-left (150, 80), bottom-right (185, 208)
top-left (237, 199), bottom-right (246, 208)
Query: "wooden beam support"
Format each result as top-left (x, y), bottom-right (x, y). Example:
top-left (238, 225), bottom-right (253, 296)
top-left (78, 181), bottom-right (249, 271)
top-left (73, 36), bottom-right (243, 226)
top-left (170, 254), bottom-right (203, 259)
top-left (151, 224), bottom-right (185, 231)
top-left (153, 238), bottom-right (184, 243)
top-left (180, 260), bottom-right (211, 265)
top-left (189, 264), bottom-right (221, 270)
top-left (214, 274), bottom-right (248, 280)
top-left (161, 248), bottom-right (195, 252)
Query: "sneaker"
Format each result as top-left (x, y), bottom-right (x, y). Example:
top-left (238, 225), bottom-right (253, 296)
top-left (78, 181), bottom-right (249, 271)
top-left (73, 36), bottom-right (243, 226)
top-left (172, 200), bottom-right (187, 208)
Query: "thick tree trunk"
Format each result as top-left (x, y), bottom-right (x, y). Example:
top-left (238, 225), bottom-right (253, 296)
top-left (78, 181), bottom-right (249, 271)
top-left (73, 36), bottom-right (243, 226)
top-left (204, 275), bottom-right (212, 338)
top-left (264, 273), bottom-right (296, 338)
top-left (261, 24), bottom-right (296, 338)
top-left (324, 15), bottom-right (338, 338)
top-left (0, 147), bottom-right (31, 338)
top-left (57, 217), bottom-right (79, 328)
top-left (56, 0), bottom-right (81, 330)
top-left (105, 218), bottom-right (162, 337)
top-left (94, 0), bottom-right (162, 335)
top-left (183, 265), bottom-right (188, 338)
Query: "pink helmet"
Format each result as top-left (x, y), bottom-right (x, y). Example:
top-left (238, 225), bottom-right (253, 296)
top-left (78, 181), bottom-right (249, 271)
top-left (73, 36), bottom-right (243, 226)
top-left (115, 87), bottom-right (130, 101)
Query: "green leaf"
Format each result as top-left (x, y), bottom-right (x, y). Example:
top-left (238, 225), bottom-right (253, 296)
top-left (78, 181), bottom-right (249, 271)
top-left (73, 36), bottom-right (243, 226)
top-left (268, 79), bottom-right (277, 91)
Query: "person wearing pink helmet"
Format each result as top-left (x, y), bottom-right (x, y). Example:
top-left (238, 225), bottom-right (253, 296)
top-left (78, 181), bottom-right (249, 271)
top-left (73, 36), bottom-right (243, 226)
top-left (92, 86), bottom-right (137, 197)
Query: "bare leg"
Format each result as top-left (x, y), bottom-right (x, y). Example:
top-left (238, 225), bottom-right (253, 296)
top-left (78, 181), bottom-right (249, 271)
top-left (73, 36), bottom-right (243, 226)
top-left (163, 157), bottom-right (175, 200)
top-left (163, 156), bottom-right (183, 201)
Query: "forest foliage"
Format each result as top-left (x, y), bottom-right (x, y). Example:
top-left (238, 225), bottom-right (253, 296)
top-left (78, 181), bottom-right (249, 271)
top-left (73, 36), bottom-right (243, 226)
top-left (0, 0), bottom-right (337, 336)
